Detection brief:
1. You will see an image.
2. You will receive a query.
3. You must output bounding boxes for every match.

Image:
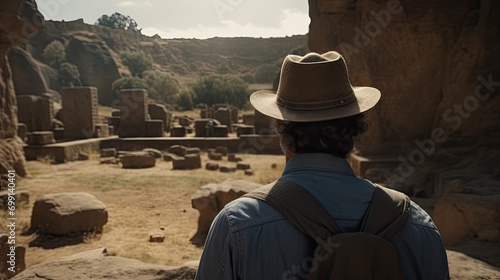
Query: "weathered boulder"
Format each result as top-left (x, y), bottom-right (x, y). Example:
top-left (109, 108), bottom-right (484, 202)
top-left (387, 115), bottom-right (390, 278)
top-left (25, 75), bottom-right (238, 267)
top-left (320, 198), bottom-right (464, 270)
top-left (100, 148), bottom-right (117, 158)
top-left (142, 148), bottom-right (162, 159)
top-left (149, 232), bottom-right (165, 243)
top-left (186, 147), bottom-right (201, 154)
top-left (205, 162), bottom-right (219, 171)
top-left (168, 145), bottom-right (187, 156)
top-left (228, 153), bottom-right (242, 162)
top-left (172, 154), bottom-right (201, 170)
top-left (120, 152), bottom-right (156, 169)
top-left (215, 146), bottom-right (228, 156)
top-left (244, 169), bottom-right (254, 176)
top-left (434, 193), bottom-right (500, 246)
top-left (30, 192), bottom-right (108, 235)
top-left (208, 151), bottom-right (223, 161)
top-left (163, 152), bottom-right (181, 162)
top-left (236, 162), bottom-right (251, 170)
top-left (191, 180), bottom-right (262, 243)
top-left (0, 234), bottom-right (26, 278)
top-left (11, 248), bottom-right (198, 280)
top-left (219, 166), bottom-right (236, 173)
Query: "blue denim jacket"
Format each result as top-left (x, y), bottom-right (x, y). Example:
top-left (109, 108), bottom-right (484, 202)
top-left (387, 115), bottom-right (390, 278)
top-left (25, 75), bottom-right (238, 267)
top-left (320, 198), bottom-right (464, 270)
top-left (195, 153), bottom-right (449, 279)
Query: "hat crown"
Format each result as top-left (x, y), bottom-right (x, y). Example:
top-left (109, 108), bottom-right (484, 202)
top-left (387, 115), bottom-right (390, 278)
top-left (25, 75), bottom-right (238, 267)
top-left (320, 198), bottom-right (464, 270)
top-left (276, 51), bottom-right (355, 110)
top-left (297, 52), bottom-right (331, 62)
top-left (249, 50), bottom-right (381, 122)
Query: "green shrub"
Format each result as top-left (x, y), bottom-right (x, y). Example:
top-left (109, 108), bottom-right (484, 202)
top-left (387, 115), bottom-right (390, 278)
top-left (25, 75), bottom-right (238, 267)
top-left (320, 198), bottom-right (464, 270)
top-left (58, 62), bottom-right (81, 86)
top-left (111, 76), bottom-right (147, 100)
top-left (95, 12), bottom-right (140, 31)
top-left (42, 40), bottom-right (66, 68)
top-left (121, 51), bottom-right (153, 77)
top-left (176, 90), bottom-right (194, 111)
top-left (143, 71), bottom-right (179, 104)
top-left (192, 74), bottom-right (249, 108)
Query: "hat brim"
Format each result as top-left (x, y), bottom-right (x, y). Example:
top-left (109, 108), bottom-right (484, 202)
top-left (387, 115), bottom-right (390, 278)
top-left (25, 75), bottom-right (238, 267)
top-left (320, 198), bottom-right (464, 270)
top-left (250, 86), bottom-right (381, 122)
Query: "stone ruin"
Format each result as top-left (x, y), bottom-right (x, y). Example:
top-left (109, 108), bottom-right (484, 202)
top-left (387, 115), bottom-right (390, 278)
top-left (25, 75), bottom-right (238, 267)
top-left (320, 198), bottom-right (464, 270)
top-left (108, 89), bottom-right (172, 138)
top-left (16, 86), bottom-right (113, 146)
top-left (60, 87), bottom-right (102, 139)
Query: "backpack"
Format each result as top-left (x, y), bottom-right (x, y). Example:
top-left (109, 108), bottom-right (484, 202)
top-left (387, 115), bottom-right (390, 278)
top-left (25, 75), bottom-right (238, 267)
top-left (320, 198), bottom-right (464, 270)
top-left (244, 180), bottom-right (411, 280)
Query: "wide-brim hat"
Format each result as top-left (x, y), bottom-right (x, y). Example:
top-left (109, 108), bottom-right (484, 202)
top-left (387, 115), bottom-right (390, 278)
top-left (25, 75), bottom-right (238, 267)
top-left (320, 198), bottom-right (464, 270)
top-left (250, 51), bottom-right (381, 122)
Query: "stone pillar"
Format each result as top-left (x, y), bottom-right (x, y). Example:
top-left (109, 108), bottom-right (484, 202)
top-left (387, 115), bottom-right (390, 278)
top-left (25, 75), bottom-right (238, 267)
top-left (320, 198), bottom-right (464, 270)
top-left (61, 87), bottom-right (98, 139)
top-left (214, 108), bottom-right (233, 133)
top-left (119, 89), bottom-right (148, 137)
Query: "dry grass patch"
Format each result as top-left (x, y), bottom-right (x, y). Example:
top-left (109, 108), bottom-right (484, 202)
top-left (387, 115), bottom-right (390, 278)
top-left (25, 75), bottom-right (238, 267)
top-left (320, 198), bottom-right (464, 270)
top-left (6, 153), bottom-right (284, 268)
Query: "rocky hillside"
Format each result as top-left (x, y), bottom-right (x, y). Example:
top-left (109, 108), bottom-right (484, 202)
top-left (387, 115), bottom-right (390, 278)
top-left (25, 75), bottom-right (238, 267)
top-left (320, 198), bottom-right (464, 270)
top-left (9, 19), bottom-right (307, 105)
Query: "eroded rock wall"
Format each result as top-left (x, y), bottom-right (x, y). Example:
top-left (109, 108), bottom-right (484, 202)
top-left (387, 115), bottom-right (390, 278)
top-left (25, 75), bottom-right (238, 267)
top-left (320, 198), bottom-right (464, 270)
top-left (308, 0), bottom-right (500, 155)
top-left (0, 0), bottom-right (43, 179)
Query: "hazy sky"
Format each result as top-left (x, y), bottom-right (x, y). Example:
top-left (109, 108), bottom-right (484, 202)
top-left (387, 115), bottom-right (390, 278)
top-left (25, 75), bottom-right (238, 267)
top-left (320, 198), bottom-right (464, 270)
top-left (36, 0), bottom-right (310, 39)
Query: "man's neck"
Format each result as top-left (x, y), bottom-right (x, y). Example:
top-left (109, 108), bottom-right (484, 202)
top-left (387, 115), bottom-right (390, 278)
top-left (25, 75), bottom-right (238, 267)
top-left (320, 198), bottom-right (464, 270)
top-left (285, 149), bottom-right (296, 163)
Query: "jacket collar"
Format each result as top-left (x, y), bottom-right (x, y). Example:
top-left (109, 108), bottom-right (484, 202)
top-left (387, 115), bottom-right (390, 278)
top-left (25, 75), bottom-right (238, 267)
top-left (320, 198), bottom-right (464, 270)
top-left (283, 153), bottom-right (355, 176)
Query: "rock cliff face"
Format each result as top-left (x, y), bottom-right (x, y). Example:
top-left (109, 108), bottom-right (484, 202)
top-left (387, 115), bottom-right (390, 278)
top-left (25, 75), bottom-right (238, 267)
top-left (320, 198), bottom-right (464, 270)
top-left (8, 47), bottom-right (51, 96)
top-left (10, 19), bottom-right (306, 105)
top-left (308, 0), bottom-right (500, 155)
top-left (65, 37), bottom-right (121, 105)
top-left (0, 0), bottom-right (41, 179)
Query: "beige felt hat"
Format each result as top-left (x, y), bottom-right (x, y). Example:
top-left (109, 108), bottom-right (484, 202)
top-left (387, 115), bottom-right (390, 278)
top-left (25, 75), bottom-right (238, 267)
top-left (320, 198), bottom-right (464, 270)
top-left (250, 51), bottom-right (381, 122)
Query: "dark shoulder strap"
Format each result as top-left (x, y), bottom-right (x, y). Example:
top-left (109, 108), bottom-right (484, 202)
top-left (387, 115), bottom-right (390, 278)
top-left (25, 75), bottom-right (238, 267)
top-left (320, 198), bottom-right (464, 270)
top-left (361, 184), bottom-right (411, 239)
top-left (245, 181), bottom-right (411, 241)
top-left (244, 180), bottom-right (341, 240)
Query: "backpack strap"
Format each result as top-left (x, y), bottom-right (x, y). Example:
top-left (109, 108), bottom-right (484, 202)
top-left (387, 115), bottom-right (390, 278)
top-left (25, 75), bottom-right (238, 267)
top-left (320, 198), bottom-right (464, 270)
top-left (244, 180), bottom-right (410, 241)
top-left (244, 180), bottom-right (341, 241)
top-left (360, 184), bottom-right (411, 239)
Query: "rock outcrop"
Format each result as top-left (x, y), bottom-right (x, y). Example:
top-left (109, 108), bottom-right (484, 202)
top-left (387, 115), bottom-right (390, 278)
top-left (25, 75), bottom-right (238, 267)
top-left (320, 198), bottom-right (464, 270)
top-left (11, 248), bottom-right (198, 280)
top-left (191, 180), bottom-right (262, 244)
top-left (308, 0), bottom-right (500, 155)
top-left (8, 47), bottom-right (51, 96)
top-left (65, 37), bottom-right (121, 105)
top-left (0, 0), bottom-right (41, 181)
top-left (434, 192), bottom-right (500, 246)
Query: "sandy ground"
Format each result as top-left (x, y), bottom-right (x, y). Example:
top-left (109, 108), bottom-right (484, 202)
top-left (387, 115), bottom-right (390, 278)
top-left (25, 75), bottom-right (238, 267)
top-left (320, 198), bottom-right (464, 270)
top-left (6, 153), bottom-right (286, 267)
top-left (4, 153), bottom-right (500, 278)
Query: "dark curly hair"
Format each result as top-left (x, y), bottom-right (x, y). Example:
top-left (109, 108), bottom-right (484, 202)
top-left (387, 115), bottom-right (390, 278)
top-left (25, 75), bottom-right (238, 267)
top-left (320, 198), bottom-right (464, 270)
top-left (271, 114), bottom-right (368, 158)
